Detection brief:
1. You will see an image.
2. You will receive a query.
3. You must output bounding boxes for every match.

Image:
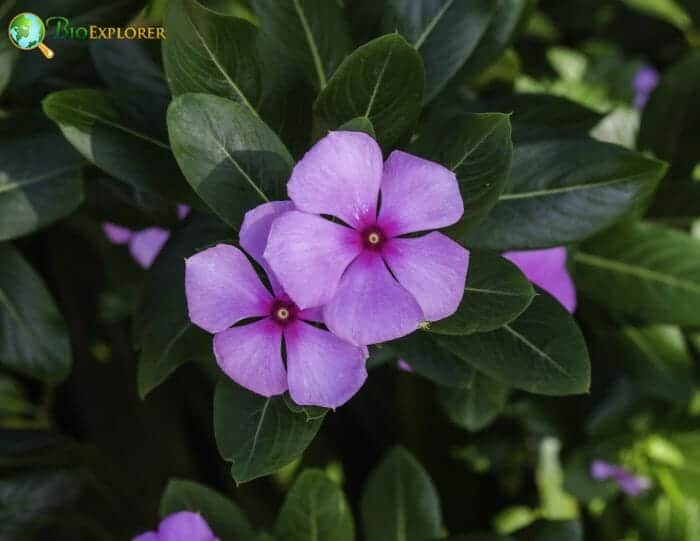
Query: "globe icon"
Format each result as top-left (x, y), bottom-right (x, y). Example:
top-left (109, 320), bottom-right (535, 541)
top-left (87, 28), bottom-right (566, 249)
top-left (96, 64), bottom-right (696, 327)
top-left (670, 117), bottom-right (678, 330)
top-left (8, 12), bottom-right (54, 58)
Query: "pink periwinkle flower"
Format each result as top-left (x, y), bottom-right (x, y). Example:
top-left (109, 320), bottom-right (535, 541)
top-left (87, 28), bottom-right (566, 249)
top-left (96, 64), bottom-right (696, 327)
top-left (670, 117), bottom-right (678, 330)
top-left (264, 131), bottom-right (470, 346)
top-left (503, 247), bottom-right (577, 313)
top-left (633, 65), bottom-right (659, 110)
top-left (103, 205), bottom-right (190, 269)
top-left (133, 511), bottom-right (218, 541)
top-left (591, 460), bottom-right (651, 496)
top-left (185, 201), bottom-right (368, 408)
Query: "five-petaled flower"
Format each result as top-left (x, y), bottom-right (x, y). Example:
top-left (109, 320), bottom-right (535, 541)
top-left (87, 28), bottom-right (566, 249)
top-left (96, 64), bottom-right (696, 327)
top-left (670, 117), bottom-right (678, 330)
top-left (503, 247), bottom-right (577, 313)
top-left (590, 460), bottom-right (650, 496)
top-left (185, 201), bottom-right (368, 408)
top-left (133, 511), bottom-right (218, 541)
top-left (264, 131), bottom-right (470, 346)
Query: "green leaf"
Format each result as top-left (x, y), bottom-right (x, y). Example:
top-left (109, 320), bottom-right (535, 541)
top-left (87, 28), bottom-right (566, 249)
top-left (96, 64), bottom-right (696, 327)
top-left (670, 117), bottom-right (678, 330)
top-left (514, 520), bottom-right (582, 541)
top-left (42, 89), bottom-right (198, 205)
top-left (167, 93), bottom-right (293, 228)
top-left (214, 379), bottom-right (324, 483)
top-left (135, 214), bottom-right (231, 398)
top-left (436, 294), bottom-right (590, 396)
top-left (163, 0), bottom-right (261, 113)
top-left (159, 478), bottom-right (254, 540)
top-left (275, 469), bottom-right (354, 541)
top-left (639, 54), bottom-right (700, 176)
top-left (314, 34), bottom-right (424, 150)
top-left (438, 372), bottom-right (509, 431)
top-left (457, 0), bottom-right (534, 81)
top-left (361, 446), bottom-right (443, 541)
top-left (251, 0), bottom-right (352, 91)
top-left (339, 116), bottom-right (377, 138)
top-left (574, 222), bottom-right (700, 325)
top-left (0, 113), bottom-right (83, 241)
top-left (383, 0), bottom-right (497, 100)
top-left (410, 113), bottom-right (512, 236)
top-left (429, 251), bottom-right (535, 335)
top-left (0, 244), bottom-right (71, 382)
top-left (0, 42), bottom-right (17, 96)
top-left (388, 332), bottom-right (475, 388)
top-left (463, 139), bottom-right (667, 250)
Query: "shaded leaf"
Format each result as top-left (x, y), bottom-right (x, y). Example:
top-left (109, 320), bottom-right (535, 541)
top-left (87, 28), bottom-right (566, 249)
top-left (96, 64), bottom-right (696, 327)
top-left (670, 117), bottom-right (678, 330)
top-left (438, 372), bottom-right (509, 431)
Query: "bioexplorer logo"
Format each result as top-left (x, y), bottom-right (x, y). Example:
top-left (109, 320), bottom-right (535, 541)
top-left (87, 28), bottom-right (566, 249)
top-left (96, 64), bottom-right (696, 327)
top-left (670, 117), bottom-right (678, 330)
top-left (7, 12), bottom-right (165, 60)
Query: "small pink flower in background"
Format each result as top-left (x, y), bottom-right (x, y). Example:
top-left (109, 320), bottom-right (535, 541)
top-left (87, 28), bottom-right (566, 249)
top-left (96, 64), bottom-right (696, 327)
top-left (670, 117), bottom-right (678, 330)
top-left (503, 247), bottom-right (577, 313)
top-left (264, 131), bottom-right (470, 346)
top-left (633, 65), bottom-right (659, 110)
top-left (590, 460), bottom-right (650, 496)
top-left (103, 205), bottom-right (190, 269)
top-left (397, 359), bottom-right (413, 372)
top-left (185, 201), bottom-right (367, 408)
top-left (133, 511), bottom-right (218, 541)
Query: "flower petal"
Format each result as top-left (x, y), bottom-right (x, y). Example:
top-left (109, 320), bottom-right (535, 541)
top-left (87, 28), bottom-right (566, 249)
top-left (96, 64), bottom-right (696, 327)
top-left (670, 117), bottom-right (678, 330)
top-left (323, 252), bottom-right (423, 346)
top-left (240, 200), bottom-right (295, 294)
top-left (298, 306), bottom-right (324, 323)
top-left (158, 511), bottom-right (218, 541)
top-left (132, 533), bottom-right (158, 541)
top-left (378, 150), bottom-right (463, 236)
top-left (383, 232), bottom-right (469, 321)
top-left (264, 210), bottom-right (362, 309)
top-left (185, 244), bottom-right (273, 334)
top-left (287, 131), bottom-right (383, 228)
top-left (129, 227), bottom-right (170, 268)
top-left (103, 222), bottom-right (133, 245)
top-left (285, 321), bottom-right (367, 408)
top-left (213, 319), bottom-right (287, 397)
top-left (177, 204), bottom-right (191, 220)
top-left (503, 247), bottom-right (576, 313)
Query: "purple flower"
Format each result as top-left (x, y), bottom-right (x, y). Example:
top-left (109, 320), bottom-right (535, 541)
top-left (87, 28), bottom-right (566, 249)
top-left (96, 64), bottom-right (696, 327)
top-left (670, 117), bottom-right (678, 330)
top-left (397, 359), bottom-right (413, 373)
top-left (633, 65), bottom-right (659, 110)
top-left (185, 201), bottom-right (368, 408)
top-left (591, 460), bottom-right (651, 496)
top-left (503, 248), bottom-right (576, 313)
top-left (264, 131), bottom-right (470, 346)
top-left (133, 511), bottom-right (219, 541)
top-left (103, 205), bottom-right (190, 269)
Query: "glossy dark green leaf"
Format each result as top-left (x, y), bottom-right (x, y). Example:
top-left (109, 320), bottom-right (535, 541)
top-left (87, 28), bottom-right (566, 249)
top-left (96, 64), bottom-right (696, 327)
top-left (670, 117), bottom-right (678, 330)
top-left (275, 469), bottom-right (354, 541)
top-left (163, 0), bottom-right (261, 113)
top-left (135, 214), bottom-right (231, 398)
top-left (436, 294), bottom-right (590, 396)
top-left (0, 244), bottom-right (71, 382)
top-left (2, 0), bottom-right (141, 90)
top-left (167, 93), bottom-right (293, 228)
top-left (464, 139), bottom-right (667, 250)
top-left (314, 34), bottom-right (424, 150)
top-left (42, 89), bottom-right (198, 205)
top-left (438, 372), bottom-right (509, 431)
top-left (383, 0), bottom-right (497, 100)
top-left (639, 54), bottom-right (700, 176)
top-left (361, 446), bottom-right (443, 541)
top-left (410, 112), bottom-right (512, 237)
top-left (159, 478), bottom-right (254, 540)
top-left (574, 222), bottom-right (700, 325)
top-left (339, 116), bottom-right (377, 138)
top-left (214, 379), bottom-right (324, 483)
top-left (251, 0), bottom-right (352, 91)
top-left (457, 0), bottom-right (534, 81)
top-left (0, 113), bottom-right (83, 241)
top-left (429, 251), bottom-right (534, 335)
top-left (388, 332), bottom-right (474, 388)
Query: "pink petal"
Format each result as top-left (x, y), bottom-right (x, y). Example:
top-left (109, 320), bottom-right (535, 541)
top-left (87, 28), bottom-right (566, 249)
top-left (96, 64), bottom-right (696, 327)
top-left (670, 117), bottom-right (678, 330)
top-left (213, 319), bottom-right (287, 397)
top-left (284, 321), bottom-right (368, 408)
top-left (264, 210), bottom-right (362, 310)
top-left (503, 247), bottom-right (576, 313)
top-left (103, 222), bottom-right (134, 244)
top-left (383, 232), bottom-right (469, 321)
top-left (185, 244), bottom-right (273, 334)
top-left (323, 252), bottom-right (423, 346)
top-left (132, 533), bottom-right (158, 541)
top-left (158, 511), bottom-right (218, 541)
top-left (378, 150), bottom-right (463, 237)
top-left (129, 227), bottom-right (170, 268)
top-left (240, 201), bottom-right (295, 294)
top-left (298, 306), bottom-right (324, 323)
top-left (287, 131), bottom-right (383, 228)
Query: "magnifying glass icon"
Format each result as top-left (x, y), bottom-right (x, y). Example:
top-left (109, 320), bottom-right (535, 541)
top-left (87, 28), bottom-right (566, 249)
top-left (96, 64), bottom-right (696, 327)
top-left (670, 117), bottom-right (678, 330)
top-left (8, 12), bottom-right (55, 59)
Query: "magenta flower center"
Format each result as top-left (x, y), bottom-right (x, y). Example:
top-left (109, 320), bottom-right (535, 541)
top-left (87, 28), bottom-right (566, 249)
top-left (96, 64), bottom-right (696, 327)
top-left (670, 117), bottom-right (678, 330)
top-left (271, 299), bottom-right (298, 326)
top-left (361, 225), bottom-right (386, 251)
